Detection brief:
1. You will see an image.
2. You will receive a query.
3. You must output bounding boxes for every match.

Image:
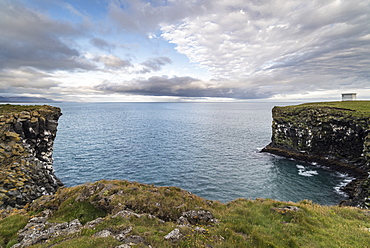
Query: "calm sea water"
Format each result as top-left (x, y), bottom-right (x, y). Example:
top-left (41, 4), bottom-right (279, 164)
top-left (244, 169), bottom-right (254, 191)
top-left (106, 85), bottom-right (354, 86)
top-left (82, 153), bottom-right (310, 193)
top-left (52, 102), bottom-right (350, 205)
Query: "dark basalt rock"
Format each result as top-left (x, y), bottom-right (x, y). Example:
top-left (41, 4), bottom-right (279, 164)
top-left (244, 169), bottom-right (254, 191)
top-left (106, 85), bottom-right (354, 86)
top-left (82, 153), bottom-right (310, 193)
top-left (262, 104), bottom-right (370, 207)
top-left (0, 105), bottom-right (63, 209)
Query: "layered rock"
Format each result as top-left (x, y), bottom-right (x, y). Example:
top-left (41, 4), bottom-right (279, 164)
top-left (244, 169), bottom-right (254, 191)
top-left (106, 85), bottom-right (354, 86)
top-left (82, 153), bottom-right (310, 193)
top-left (262, 102), bottom-right (370, 207)
top-left (0, 105), bottom-right (63, 209)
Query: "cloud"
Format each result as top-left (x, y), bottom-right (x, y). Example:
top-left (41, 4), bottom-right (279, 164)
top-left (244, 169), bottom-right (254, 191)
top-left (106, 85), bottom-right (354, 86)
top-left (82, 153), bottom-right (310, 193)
top-left (93, 55), bottom-right (133, 69)
top-left (161, 0), bottom-right (370, 92)
top-left (139, 57), bottom-right (172, 73)
top-left (1, 0), bottom-right (369, 101)
top-left (0, 67), bottom-right (60, 94)
top-left (90, 38), bottom-right (116, 52)
top-left (108, 0), bottom-right (213, 33)
top-left (94, 76), bottom-right (273, 99)
top-left (0, 0), bottom-right (95, 71)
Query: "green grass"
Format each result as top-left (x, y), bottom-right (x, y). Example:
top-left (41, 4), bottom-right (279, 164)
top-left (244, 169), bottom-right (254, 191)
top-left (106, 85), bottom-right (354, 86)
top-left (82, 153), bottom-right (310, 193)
top-left (48, 201), bottom-right (107, 225)
top-left (301, 101), bottom-right (370, 111)
top-left (215, 198), bottom-right (370, 247)
top-left (0, 104), bottom-right (46, 114)
top-left (278, 101), bottom-right (370, 117)
top-left (31, 236), bottom-right (121, 248)
top-left (6, 180), bottom-right (368, 248)
top-left (0, 212), bottom-right (29, 247)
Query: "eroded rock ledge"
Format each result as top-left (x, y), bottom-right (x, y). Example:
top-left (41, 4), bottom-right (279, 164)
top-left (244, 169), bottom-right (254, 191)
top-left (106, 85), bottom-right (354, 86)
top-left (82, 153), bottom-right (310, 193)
top-left (0, 105), bottom-right (63, 209)
top-left (262, 102), bottom-right (370, 207)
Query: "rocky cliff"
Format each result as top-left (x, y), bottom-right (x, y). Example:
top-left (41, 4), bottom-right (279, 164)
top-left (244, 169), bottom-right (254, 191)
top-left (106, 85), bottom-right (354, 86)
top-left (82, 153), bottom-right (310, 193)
top-left (1, 104), bottom-right (370, 247)
top-left (262, 101), bottom-right (370, 207)
top-left (0, 105), bottom-right (63, 209)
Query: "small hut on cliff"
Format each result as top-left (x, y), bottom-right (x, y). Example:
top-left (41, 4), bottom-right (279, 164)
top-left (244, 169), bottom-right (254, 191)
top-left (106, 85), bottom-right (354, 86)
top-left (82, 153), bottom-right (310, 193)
top-left (342, 93), bottom-right (357, 101)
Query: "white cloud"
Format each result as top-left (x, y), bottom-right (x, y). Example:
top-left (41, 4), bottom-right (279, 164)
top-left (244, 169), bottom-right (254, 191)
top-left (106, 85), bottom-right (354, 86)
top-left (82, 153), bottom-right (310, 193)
top-left (108, 0), bottom-right (213, 33)
top-left (161, 0), bottom-right (370, 97)
top-left (0, 67), bottom-right (60, 96)
top-left (1, 0), bottom-right (369, 101)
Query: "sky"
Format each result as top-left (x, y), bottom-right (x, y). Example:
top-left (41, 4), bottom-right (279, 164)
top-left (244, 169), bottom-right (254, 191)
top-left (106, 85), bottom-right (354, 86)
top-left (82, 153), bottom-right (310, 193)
top-left (0, 0), bottom-right (369, 102)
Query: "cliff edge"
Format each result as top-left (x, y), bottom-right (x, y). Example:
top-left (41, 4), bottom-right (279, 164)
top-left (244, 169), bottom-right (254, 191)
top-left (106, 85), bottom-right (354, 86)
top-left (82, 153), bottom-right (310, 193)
top-left (0, 104), bottom-right (63, 209)
top-left (0, 104), bottom-right (370, 247)
top-left (262, 101), bottom-right (370, 207)
top-left (2, 180), bottom-right (370, 247)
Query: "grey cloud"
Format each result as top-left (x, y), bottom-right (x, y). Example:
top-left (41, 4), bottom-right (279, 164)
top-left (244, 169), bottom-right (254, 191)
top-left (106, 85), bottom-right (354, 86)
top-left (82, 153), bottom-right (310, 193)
top-left (90, 37), bottom-right (116, 51)
top-left (94, 76), bottom-right (272, 99)
top-left (0, 0), bottom-right (95, 71)
top-left (93, 55), bottom-right (133, 69)
top-left (139, 57), bottom-right (172, 73)
top-left (267, 38), bottom-right (370, 80)
top-left (161, 0), bottom-right (370, 92)
top-left (108, 0), bottom-right (213, 33)
top-left (0, 67), bottom-right (60, 94)
top-left (296, 1), bottom-right (369, 32)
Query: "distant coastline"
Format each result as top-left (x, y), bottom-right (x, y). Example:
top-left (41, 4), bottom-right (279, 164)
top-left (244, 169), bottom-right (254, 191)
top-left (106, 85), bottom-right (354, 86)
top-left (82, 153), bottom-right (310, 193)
top-left (0, 96), bottom-right (57, 103)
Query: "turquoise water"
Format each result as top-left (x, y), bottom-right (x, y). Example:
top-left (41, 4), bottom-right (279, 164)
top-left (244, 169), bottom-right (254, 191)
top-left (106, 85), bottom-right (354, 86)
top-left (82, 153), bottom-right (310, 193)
top-left (52, 102), bottom-right (349, 204)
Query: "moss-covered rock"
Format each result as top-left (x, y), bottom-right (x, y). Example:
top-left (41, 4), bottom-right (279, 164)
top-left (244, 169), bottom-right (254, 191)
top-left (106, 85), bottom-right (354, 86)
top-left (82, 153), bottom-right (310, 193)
top-left (1, 180), bottom-right (370, 248)
top-left (0, 105), bottom-right (63, 209)
top-left (262, 101), bottom-right (370, 207)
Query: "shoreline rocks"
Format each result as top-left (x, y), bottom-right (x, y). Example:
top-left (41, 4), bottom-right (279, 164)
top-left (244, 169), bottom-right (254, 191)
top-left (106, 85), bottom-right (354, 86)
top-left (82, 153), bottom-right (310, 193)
top-left (262, 103), bottom-right (370, 207)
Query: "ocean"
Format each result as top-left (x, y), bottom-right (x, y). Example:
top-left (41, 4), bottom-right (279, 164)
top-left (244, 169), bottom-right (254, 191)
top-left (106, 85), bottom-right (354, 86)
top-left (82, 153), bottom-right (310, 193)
top-left (52, 102), bottom-right (351, 205)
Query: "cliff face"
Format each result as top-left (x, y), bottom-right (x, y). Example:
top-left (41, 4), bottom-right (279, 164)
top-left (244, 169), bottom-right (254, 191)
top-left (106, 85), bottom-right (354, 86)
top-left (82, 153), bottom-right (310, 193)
top-left (262, 102), bottom-right (370, 207)
top-left (0, 105), bottom-right (63, 209)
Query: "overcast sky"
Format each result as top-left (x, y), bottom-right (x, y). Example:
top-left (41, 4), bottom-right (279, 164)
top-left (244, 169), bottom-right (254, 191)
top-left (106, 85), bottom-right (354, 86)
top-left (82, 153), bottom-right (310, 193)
top-left (1, 0), bottom-right (369, 102)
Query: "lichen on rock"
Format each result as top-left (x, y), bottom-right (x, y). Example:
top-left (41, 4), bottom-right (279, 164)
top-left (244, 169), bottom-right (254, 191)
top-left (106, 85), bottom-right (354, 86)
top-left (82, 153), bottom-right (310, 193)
top-left (262, 101), bottom-right (370, 207)
top-left (0, 105), bottom-right (63, 209)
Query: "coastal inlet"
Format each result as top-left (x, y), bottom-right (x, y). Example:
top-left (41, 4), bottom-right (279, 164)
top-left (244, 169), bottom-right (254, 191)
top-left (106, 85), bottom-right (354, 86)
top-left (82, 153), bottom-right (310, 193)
top-left (52, 102), bottom-right (350, 205)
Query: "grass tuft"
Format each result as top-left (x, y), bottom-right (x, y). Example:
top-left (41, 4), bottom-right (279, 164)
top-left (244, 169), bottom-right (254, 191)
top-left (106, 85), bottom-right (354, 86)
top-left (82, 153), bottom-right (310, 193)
top-left (48, 201), bottom-right (107, 225)
top-left (0, 213), bottom-right (29, 247)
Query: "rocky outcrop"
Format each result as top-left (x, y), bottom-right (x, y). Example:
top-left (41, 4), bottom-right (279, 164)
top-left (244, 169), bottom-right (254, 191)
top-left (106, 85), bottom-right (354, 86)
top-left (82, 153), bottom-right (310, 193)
top-left (262, 102), bottom-right (370, 207)
top-left (8, 180), bottom-right (219, 247)
top-left (2, 180), bottom-right (370, 248)
top-left (13, 211), bottom-right (83, 248)
top-left (0, 105), bottom-right (63, 209)
top-left (13, 206), bottom-right (219, 248)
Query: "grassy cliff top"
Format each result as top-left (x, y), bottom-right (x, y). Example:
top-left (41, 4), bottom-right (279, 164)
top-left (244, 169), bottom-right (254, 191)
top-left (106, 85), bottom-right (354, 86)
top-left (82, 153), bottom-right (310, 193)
top-left (276, 101), bottom-right (370, 117)
top-left (0, 104), bottom-right (60, 115)
top-left (0, 104), bottom-right (51, 114)
top-left (1, 180), bottom-right (370, 247)
top-left (297, 101), bottom-right (370, 112)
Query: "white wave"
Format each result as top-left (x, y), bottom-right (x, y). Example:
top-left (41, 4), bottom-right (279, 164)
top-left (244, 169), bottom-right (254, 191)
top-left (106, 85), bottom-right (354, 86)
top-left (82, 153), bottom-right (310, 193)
top-left (334, 186), bottom-right (348, 196)
top-left (335, 171), bottom-right (354, 180)
top-left (296, 164), bottom-right (318, 177)
top-left (298, 170), bottom-right (319, 177)
top-left (296, 164), bottom-right (305, 169)
top-left (333, 174), bottom-right (355, 197)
